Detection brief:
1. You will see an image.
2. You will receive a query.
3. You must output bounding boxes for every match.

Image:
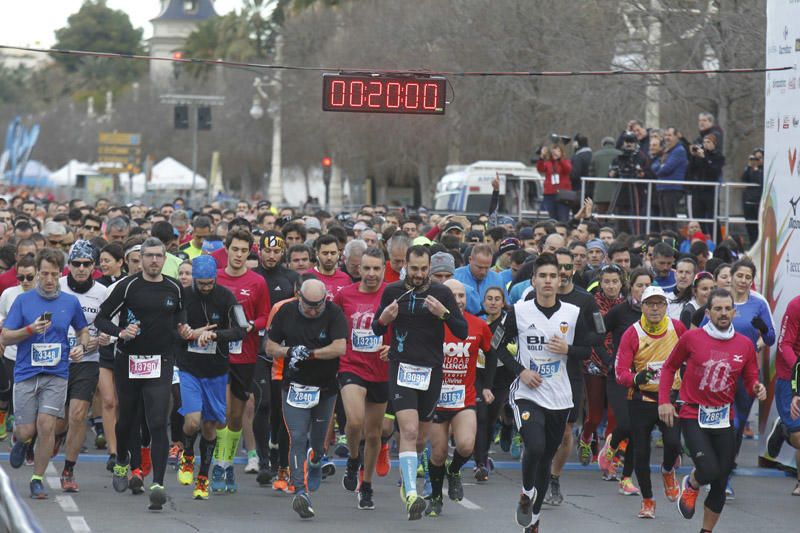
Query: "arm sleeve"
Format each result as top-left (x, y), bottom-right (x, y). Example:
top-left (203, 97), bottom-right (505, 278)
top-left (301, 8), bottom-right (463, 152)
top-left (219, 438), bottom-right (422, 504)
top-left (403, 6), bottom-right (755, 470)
top-left (742, 343), bottom-right (760, 396)
top-left (215, 293), bottom-right (247, 344)
top-left (778, 300), bottom-right (800, 375)
top-left (480, 322), bottom-right (497, 389)
top-left (94, 281), bottom-right (127, 336)
top-left (614, 326), bottom-right (639, 388)
top-left (760, 300), bottom-right (776, 346)
top-left (425, 225), bottom-right (441, 241)
top-left (372, 290), bottom-right (393, 336)
top-left (659, 334), bottom-right (690, 405)
top-left (252, 278), bottom-right (270, 332)
top-left (496, 308), bottom-right (524, 376)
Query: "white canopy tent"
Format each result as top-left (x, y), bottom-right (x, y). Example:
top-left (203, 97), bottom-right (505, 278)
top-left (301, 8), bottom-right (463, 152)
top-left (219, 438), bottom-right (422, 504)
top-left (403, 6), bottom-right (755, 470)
top-left (134, 157), bottom-right (207, 191)
top-left (49, 160), bottom-right (101, 187)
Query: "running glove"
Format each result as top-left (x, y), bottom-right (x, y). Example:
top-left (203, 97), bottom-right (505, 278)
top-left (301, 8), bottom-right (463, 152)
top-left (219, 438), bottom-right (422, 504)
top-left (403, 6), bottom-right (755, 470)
top-left (751, 316), bottom-right (769, 335)
top-left (287, 345), bottom-right (312, 370)
top-left (634, 369), bottom-right (655, 386)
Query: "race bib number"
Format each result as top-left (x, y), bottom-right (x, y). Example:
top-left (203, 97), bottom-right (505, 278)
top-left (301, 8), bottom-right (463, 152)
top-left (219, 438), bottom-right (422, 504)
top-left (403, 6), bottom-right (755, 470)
top-left (229, 340), bottom-right (243, 355)
top-left (286, 383), bottom-right (321, 409)
top-left (31, 343), bottom-right (62, 367)
top-left (129, 355), bottom-right (162, 379)
top-left (698, 404), bottom-right (731, 429)
top-left (68, 336), bottom-right (78, 348)
top-left (477, 349), bottom-right (486, 369)
top-left (646, 361), bottom-right (664, 385)
top-left (397, 362), bottom-right (432, 391)
top-left (530, 359), bottom-right (561, 378)
top-left (352, 328), bottom-right (381, 352)
top-left (172, 366), bottom-right (180, 385)
top-left (438, 384), bottom-right (466, 409)
top-left (188, 340), bottom-right (217, 355)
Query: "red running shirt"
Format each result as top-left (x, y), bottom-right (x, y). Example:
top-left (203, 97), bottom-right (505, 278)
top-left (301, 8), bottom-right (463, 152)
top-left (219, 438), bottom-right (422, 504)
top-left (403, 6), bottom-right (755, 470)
top-left (216, 268), bottom-right (270, 364)
top-left (333, 282), bottom-right (389, 383)
top-left (659, 327), bottom-right (759, 421)
top-left (438, 312), bottom-right (492, 411)
top-left (313, 268), bottom-right (352, 301)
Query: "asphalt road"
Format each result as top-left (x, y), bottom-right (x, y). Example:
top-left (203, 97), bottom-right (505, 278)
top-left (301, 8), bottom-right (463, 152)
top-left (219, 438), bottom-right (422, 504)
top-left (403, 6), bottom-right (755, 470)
top-left (1, 437), bottom-right (797, 533)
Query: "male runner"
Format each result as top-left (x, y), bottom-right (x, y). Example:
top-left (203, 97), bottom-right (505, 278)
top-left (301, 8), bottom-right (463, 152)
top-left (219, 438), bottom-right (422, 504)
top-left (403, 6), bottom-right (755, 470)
top-left (373, 245), bottom-right (467, 520)
top-left (333, 248), bottom-right (389, 510)
top-left (58, 241), bottom-right (107, 492)
top-left (213, 229), bottom-right (270, 493)
top-left (95, 237), bottom-right (185, 510)
top-left (313, 234), bottom-right (351, 299)
top-left (494, 252), bottom-right (587, 532)
top-left (659, 288), bottom-right (766, 532)
top-left (176, 255), bottom-right (246, 499)
top-left (425, 278), bottom-right (496, 517)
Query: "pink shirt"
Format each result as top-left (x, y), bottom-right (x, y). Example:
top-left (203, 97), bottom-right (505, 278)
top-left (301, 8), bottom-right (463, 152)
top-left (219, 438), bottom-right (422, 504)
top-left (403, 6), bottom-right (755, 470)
top-left (333, 282), bottom-right (388, 382)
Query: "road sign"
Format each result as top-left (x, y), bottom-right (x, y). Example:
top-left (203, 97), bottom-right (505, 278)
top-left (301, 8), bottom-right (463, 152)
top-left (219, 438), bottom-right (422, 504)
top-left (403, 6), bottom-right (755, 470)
top-left (98, 132), bottom-right (142, 171)
top-left (98, 132), bottom-right (141, 146)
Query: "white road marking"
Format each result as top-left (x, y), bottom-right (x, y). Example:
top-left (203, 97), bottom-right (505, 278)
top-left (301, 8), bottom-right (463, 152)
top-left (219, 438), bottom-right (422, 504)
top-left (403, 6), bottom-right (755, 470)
top-left (56, 495), bottom-right (79, 513)
top-left (46, 476), bottom-right (61, 489)
top-left (459, 497), bottom-right (481, 510)
top-left (67, 516), bottom-right (91, 533)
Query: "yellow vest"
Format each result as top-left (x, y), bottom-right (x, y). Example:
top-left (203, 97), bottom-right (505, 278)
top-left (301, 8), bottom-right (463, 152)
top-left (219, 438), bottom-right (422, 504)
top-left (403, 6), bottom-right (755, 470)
top-left (628, 320), bottom-right (681, 401)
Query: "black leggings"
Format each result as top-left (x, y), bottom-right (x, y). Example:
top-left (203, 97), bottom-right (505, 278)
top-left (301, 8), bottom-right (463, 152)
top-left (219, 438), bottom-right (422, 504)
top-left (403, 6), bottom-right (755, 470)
top-left (170, 383), bottom-right (184, 444)
top-left (269, 379), bottom-right (289, 469)
top-left (512, 398), bottom-right (569, 515)
top-left (252, 358), bottom-right (271, 467)
top-left (607, 375), bottom-right (635, 478)
top-left (681, 418), bottom-right (736, 514)
top-left (628, 399), bottom-right (681, 499)
top-left (0, 357), bottom-right (13, 405)
top-left (114, 357), bottom-right (172, 485)
top-left (474, 369), bottom-right (512, 466)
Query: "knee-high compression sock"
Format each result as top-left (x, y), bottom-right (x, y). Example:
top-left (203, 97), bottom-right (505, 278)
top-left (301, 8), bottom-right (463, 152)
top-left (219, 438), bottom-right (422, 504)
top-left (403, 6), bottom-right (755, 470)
top-left (214, 427), bottom-right (229, 466)
top-left (199, 437), bottom-right (216, 477)
top-left (224, 429), bottom-right (242, 464)
top-left (429, 462), bottom-right (446, 499)
top-left (183, 433), bottom-right (198, 458)
top-left (399, 451), bottom-right (418, 497)
top-left (448, 450), bottom-right (470, 474)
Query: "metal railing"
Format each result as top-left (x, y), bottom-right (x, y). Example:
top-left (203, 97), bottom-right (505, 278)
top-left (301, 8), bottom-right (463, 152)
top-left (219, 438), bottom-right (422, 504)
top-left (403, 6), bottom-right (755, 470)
top-left (580, 177), bottom-right (760, 236)
top-left (0, 467), bottom-right (43, 533)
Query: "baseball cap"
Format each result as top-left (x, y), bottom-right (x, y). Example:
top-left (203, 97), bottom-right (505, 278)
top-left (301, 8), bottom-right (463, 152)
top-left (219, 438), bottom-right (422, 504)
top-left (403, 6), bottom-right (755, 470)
top-left (430, 252), bottom-right (455, 275)
top-left (443, 221), bottom-right (463, 233)
top-left (465, 230), bottom-right (484, 243)
top-left (353, 221), bottom-right (368, 232)
top-left (496, 215), bottom-right (515, 226)
top-left (412, 236), bottom-right (432, 246)
top-left (641, 286), bottom-right (668, 302)
top-left (519, 227), bottom-right (534, 240)
top-left (499, 237), bottom-right (521, 255)
top-left (586, 238), bottom-right (607, 254)
top-left (305, 217), bottom-right (321, 232)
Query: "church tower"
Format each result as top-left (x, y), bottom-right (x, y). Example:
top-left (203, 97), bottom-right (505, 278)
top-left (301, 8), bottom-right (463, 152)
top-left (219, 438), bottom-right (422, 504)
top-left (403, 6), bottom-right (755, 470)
top-left (149, 0), bottom-right (217, 85)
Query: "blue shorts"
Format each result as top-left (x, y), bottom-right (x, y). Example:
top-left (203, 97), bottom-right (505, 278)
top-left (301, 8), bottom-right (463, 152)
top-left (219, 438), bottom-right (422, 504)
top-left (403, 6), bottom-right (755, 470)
top-left (178, 371), bottom-right (227, 424)
top-left (775, 378), bottom-right (800, 433)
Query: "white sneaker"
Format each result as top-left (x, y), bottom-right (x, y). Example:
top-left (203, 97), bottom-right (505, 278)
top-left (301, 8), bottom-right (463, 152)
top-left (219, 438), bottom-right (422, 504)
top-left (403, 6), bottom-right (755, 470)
top-left (245, 456), bottom-right (259, 474)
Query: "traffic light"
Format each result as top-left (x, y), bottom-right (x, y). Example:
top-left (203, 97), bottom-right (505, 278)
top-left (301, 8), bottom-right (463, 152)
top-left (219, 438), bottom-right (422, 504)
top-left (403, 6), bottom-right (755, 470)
top-left (322, 156), bottom-right (332, 184)
top-left (198, 106), bottom-right (212, 130)
top-left (174, 105), bottom-right (189, 129)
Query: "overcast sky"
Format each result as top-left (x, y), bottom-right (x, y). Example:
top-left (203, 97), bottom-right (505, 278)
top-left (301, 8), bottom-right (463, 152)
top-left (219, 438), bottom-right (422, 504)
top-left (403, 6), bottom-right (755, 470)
top-left (0, 0), bottom-right (241, 48)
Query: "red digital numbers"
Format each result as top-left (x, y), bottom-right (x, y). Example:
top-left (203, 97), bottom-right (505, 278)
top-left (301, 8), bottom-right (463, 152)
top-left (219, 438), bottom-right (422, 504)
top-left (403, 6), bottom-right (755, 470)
top-left (323, 74), bottom-right (446, 115)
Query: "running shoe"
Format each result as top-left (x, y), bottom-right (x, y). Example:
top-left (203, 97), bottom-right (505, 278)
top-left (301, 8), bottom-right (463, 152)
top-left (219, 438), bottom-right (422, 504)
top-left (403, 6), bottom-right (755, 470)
top-left (422, 477), bottom-right (432, 498)
top-left (792, 482), bottom-right (800, 496)
top-left (598, 434), bottom-right (615, 472)
top-left (334, 434), bottom-right (350, 458)
top-left (376, 442), bottom-right (390, 477)
top-left (516, 491), bottom-right (535, 527)
top-left (178, 454), bottom-right (195, 485)
top-left (474, 464), bottom-right (489, 483)
top-left (765, 417), bottom-right (786, 460)
top-left (357, 484), bottom-right (375, 510)
top-left (106, 454), bottom-right (116, 472)
top-left (544, 477), bottom-right (563, 506)
top-left (678, 475), bottom-right (698, 519)
top-left (148, 483), bottom-right (166, 511)
top-left (618, 476), bottom-right (640, 496)
top-left (305, 449), bottom-right (322, 492)
top-left (510, 433), bottom-right (522, 459)
top-left (9, 438), bottom-right (28, 469)
top-left (30, 478), bottom-right (47, 500)
top-left (129, 468), bottom-right (144, 495)
top-left (24, 442), bottom-right (35, 466)
top-left (94, 429), bottom-right (106, 450)
top-left (601, 465), bottom-right (618, 481)
top-left (245, 455), bottom-right (259, 474)
top-left (257, 463), bottom-right (273, 486)
top-left (168, 444), bottom-right (182, 467)
top-left (342, 457), bottom-right (360, 492)
top-left (425, 495), bottom-right (443, 517)
top-left (60, 470), bottom-right (79, 493)
top-left (406, 493), bottom-right (426, 520)
top-left (637, 497), bottom-right (655, 519)
top-left (446, 461), bottom-right (464, 501)
top-left (743, 421), bottom-right (755, 439)
top-left (321, 455), bottom-right (336, 478)
top-left (292, 490), bottom-right (315, 519)
top-left (211, 464), bottom-right (226, 493)
top-left (112, 462), bottom-right (130, 493)
top-left (725, 478), bottom-right (735, 500)
top-left (523, 522), bottom-right (540, 533)
top-left (5, 414), bottom-right (13, 434)
top-left (272, 467), bottom-right (289, 492)
top-left (662, 467), bottom-right (680, 502)
top-left (0, 411), bottom-right (7, 441)
top-left (225, 465), bottom-right (238, 493)
top-left (141, 447), bottom-right (152, 477)
top-left (577, 437), bottom-right (593, 466)
top-left (193, 476), bottom-right (209, 500)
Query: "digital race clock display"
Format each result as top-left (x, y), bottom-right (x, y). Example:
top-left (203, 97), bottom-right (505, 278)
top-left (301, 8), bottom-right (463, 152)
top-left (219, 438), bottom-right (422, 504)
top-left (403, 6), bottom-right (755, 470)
top-left (322, 73), bottom-right (446, 115)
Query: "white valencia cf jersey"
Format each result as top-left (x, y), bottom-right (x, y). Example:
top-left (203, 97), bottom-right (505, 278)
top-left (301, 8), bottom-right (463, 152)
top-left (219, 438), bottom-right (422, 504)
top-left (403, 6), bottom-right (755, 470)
top-left (510, 299), bottom-right (580, 410)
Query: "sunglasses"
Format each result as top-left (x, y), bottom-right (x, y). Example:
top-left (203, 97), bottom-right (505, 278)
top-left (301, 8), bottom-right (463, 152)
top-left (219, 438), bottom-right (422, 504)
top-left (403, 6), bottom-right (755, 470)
top-left (601, 264), bottom-right (623, 274)
top-left (16, 274), bottom-right (35, 282)
top-left (83, 225), bottom-right (101, 231)
top-left (558, 263), bottom-right (574, 271)
top-left (70, 260), bottom-right (94, 268)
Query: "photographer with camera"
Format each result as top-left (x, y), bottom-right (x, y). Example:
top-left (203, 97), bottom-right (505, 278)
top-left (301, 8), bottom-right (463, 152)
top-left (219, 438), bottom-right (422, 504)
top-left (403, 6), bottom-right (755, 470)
top-left (687, 134), bottom-right (725, 234)
top-left (608, 132), bottom-right (649, 234)
top-left (741, 148), bottom-right (764, 245)
top-left (536, 137), bottom-right (574, 222)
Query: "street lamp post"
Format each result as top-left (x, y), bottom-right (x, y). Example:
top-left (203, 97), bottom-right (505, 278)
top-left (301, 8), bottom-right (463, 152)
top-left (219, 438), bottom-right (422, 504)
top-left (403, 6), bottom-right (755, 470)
top-left (250, 34), bottom-right (283, 205)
